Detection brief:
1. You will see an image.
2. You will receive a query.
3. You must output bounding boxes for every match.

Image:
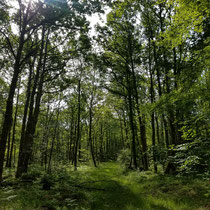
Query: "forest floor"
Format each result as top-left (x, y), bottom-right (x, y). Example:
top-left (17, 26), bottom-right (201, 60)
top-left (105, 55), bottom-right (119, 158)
top-left (0, 162), bottom-right (210, 210)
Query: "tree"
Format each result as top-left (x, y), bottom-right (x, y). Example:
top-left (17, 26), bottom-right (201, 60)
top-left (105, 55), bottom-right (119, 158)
top-left (0, 0), bottom-right (48, 181)
top-left (96, 0), bottom-right (149, 169)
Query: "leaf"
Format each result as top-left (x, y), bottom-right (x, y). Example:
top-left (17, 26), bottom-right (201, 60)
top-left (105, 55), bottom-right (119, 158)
top-left (3, 189), bottom-right (14, 194)
top-left (1, 195), bottom-right (18, 201)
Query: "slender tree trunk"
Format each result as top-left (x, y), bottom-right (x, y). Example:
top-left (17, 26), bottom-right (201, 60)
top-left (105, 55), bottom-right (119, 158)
top-left (173, 47), bottom-right (182, 144)
top-left (16, 27), bottom-right (48, 177)
top-left (74, 79), bottom-right (81, 170)
top-left (72, 120), bottom-right (77, 165)
top-left (13, 145), bottom-right (16, 167)
top-left (155, 116), bottom-right (160, 145)
top-left (5, 131), bottom-right (11, 168)
top-left (16, 59), bottom-right (34, 177)
top-left (127, 91), bottom-right (137, 169)
top-left (159, 6), bottom-right (177, 146)
top-left (163, 46), bottom-right (176, 146)
top-left (43, 102), bottom-right (52, 171)
top-left (99, 122), bottom-right (104, 162)
top-left (79, 124), bottom-right (83, 160)
top-left (120, 120), bottom-right (124, 149)
top-left (124, 72), bottom-right (137, 169)
top-left (128, 36), bottom-right (147, 170)
top-left (48, 108), bottom-right (60, 172)
top-left (152, 37), bottom-right (169, 148)
top-left (0, 30), bottom-right (25, 181)
top-left (8, 79), bottom-right (21, 168)
top-left (149, 38), bottom-right (157, 173)
top-left (22, 48), bottom-right (46, 173)
top-left (69, 112), bottom-right (74, 162)
top-left (89, 92), bottom-right (97, 167)
top-left (122, 108), bottom-right (129, 147)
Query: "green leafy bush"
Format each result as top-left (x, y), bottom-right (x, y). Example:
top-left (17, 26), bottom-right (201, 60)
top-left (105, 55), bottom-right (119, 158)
top-left (117, 148), bottom-right (131, 167)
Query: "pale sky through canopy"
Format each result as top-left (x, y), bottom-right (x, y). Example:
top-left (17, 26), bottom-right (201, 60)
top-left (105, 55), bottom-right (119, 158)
top-left (9, 0), bottom-right (109, 36)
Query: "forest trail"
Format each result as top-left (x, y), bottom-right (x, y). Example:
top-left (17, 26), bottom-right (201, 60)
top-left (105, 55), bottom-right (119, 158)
top-left (73, 162), bottom-right (147, 210)
top-left (71, 162), bottom-right (209, 210)
top-left (0, 0), bottom-right (209, 209)
top-left (0, 162), bottom-right (209, 210)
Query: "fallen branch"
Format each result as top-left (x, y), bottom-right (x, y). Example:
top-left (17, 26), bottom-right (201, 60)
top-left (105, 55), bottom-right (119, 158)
top-left (78, 179), bottom-right (118, 185)
top-left (73, 184), bottom-right (108, 191)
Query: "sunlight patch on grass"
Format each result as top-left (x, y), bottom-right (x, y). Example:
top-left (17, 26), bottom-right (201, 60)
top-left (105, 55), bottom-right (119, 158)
top-left (0, 162), bottom-right (209, 210)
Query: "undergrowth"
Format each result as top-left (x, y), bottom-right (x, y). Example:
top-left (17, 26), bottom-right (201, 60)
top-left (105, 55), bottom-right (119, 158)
top-left (0, 162), bottom-right (209, 210)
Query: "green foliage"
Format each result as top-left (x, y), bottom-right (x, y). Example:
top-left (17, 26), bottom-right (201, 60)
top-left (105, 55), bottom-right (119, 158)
top-left (117, 148), bottom-right (131, 166)
top-left (0, 0), bottom-right (9, 23)
top-left (172, 137), bottom-right (210, 179)
top-left (0, 1), bottom-right (209, 210)
top-left (161, 0), bottom-right (210, 48)
top-left (148, 145), bottom-right (168, 166)
top-left (1, 163), bottom-right (209, 210)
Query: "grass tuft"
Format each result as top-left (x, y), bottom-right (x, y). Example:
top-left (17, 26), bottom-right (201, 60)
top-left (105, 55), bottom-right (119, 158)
top-left (0, 162), bottom-right (209, 209)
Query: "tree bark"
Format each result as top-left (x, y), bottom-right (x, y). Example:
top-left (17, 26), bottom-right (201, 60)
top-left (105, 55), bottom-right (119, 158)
top-left (5, 131), bottom-right (11, 168)
top-left (8, 79), bottom-right (21, 168)
top-left (127, 86), bottom-right (137, 169)
top-left (74, 79), bottom-right (81, 170)
top-left (16, 27), bottom-right (48, 177)
top-left (128, 34), bottom-right (148, 170)
top-left (149, 37), bottom-right (157, 173)
top-left (48, 107), bottom-right (60, 172)
top-left (0, 26), bottom-right (25, 182)
top-left (89, 90), bottom-right (97, 168)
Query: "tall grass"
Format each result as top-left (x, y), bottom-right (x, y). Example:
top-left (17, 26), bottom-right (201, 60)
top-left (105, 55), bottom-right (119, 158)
top-left (0, 162), bottom-right (209, 209)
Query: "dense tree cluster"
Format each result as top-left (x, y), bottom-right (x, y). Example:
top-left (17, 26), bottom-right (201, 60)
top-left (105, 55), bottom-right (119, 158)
top-left (0, 0), bottom-right (209, 182)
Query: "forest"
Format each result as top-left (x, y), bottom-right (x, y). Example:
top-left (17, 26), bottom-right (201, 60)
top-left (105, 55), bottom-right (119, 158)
top-left (0, 0), bottom-right (209, 209)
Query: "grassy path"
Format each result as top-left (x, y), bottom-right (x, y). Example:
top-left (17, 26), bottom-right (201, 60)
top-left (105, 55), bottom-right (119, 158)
top-left (74, 162), bottom-right (210, 210)
top-left (0, 162), bottom-right (209, 209)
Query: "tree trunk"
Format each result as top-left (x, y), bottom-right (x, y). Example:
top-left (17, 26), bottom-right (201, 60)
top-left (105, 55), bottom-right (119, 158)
top-left (16, 59), bottom-right (34, 177)
top-left (48, 108), bottom-right (60, 172)
top-left (5, 131), bottom-right (11, 168)
top-left (149, 37), bottom-right (157, 173)
top-left (99, 122), bottom-right (104, 162)
top-left (8, 79), bottom-right (21, 168)
top-left (155, 116), bottom-right (160, 145)
top-left (68, 111), bottom-right (74, 162)
top-left (122, 107), bottom-right (129, 147)
top-left (127, 89), bottom-right (137, 169)
top-left (89, 91), bottom-right (97, 168)
top-left (0, 29), bottom-right (25, 182)
top-left (128, 35), bottom-right (148, 170)
top-left (152, 37), bottom-right (169, 149)
top-left (43, 102), bottom-right (51, 171)
top-left (16, 27), bottom-right (48, 177)
top-left (74, 79), bottom-right (81, 170)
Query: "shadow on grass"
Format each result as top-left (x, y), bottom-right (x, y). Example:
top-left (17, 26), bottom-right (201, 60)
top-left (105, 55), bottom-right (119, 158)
top-left (79, 180), bottom-right (146, 209)
top-left (75, 163), bottom-right (170, 210)
top-left (1, 162), bottom-right (209, 210)
top-left (75, 163), bottom-right (210, 210)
